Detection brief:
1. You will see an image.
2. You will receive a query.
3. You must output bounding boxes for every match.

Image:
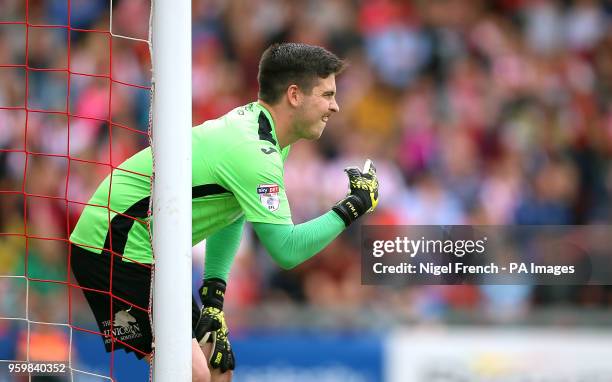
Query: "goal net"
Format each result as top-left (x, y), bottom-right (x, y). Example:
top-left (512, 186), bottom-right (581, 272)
top-left (0, 0), bottom-right (157, 380)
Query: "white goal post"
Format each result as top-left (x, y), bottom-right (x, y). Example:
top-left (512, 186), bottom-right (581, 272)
top-left (151, 0), bottom-right (192, 380)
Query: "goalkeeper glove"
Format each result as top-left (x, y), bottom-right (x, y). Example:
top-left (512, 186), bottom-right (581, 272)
top-left (332, 159), bottom-right (379, 226)
top-left (193, 278), bottom-right (235, 372)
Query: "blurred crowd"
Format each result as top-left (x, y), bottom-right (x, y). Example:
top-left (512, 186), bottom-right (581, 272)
top-left (1, 0), bottom-right (612, 347)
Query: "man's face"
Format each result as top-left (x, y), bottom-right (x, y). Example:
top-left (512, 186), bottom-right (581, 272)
top-left (294, 75), bottom-right (339, 140)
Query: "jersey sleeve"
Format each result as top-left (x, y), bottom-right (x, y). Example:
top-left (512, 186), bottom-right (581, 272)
top-left (204, 215), bottom-right (245, 281)
top-left (252, 211), bottom-right (345, 269)
top-left (217, 144), bottom-right (292, 225)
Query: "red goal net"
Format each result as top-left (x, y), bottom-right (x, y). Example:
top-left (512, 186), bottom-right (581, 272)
top-left (1, 1), bottom-right (153, 380)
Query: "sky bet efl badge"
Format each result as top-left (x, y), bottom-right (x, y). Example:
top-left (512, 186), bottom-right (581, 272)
top-left (257, 184), bottom-right (280, 211)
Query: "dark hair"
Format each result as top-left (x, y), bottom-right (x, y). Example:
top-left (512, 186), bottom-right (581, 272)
top-left (257, 43), bottom-right (346, 104)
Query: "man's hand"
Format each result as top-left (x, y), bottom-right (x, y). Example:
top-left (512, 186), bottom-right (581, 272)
top-left (193, 278), bottom-right (235, 372)
top-left (332, 159), bottom-right (379, 226)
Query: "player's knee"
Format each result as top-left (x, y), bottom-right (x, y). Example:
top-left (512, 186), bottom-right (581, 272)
top-left (193, 339), bottom-right (211, 382)
top-left (192, 365), bottom-right (210, 382)
top-left (210, 369), bottom-right (234, 382)
top-left (210, 369), bottom-right (233, 382)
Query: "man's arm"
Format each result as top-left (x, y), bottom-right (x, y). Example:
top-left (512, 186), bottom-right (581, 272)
top-left (253, 159), bottom-right (379, 269)
top-left (204, 216), bottom-right (245, 281)
top-left (252, 211), bottom-right (345, 270)
top-left (194, 217), bottom-right (245, 375)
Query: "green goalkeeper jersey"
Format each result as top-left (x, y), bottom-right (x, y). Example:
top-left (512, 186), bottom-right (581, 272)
top-left (70, 102), bottom-right (292, 264)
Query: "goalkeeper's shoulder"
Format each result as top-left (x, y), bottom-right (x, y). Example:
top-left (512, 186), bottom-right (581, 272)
top-left (193, 106), bottom-right (263, 145)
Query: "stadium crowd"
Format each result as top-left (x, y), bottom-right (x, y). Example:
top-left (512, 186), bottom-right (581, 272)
top-left (1, 0), bottom-right (612, 347)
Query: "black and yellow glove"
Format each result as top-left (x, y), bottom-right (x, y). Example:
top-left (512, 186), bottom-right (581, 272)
top-left (193, 278), bottom-right (235, 372)
top-left (332, 159), bottom-right (379, 226)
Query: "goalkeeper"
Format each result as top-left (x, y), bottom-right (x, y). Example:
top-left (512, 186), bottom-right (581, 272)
top-left (69, 43), bottom-right (379, 382)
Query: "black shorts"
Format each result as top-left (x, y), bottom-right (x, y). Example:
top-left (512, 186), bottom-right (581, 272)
top-left (70, 245), bottom-right (200, 359)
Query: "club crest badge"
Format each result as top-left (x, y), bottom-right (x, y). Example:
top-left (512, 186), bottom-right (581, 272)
top-left (257, 184), bottom-right (280, 212)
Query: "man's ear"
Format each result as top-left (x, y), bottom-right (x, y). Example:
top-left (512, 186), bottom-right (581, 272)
top-left (286, 84), bottom-right (301, 107)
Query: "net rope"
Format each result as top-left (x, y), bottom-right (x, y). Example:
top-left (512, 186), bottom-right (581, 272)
top-left (0, 0), bottom-right (154, 380)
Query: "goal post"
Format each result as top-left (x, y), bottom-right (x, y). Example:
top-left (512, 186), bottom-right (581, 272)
top-left (151, 0), bottom-right (192, 380)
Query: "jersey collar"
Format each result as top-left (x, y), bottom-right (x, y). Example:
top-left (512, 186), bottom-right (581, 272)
top-left (255, 102), bottom-right (279, 148)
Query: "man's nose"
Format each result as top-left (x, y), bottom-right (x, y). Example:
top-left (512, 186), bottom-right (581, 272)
top-left (330, 99), bottom-right (339, 113)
